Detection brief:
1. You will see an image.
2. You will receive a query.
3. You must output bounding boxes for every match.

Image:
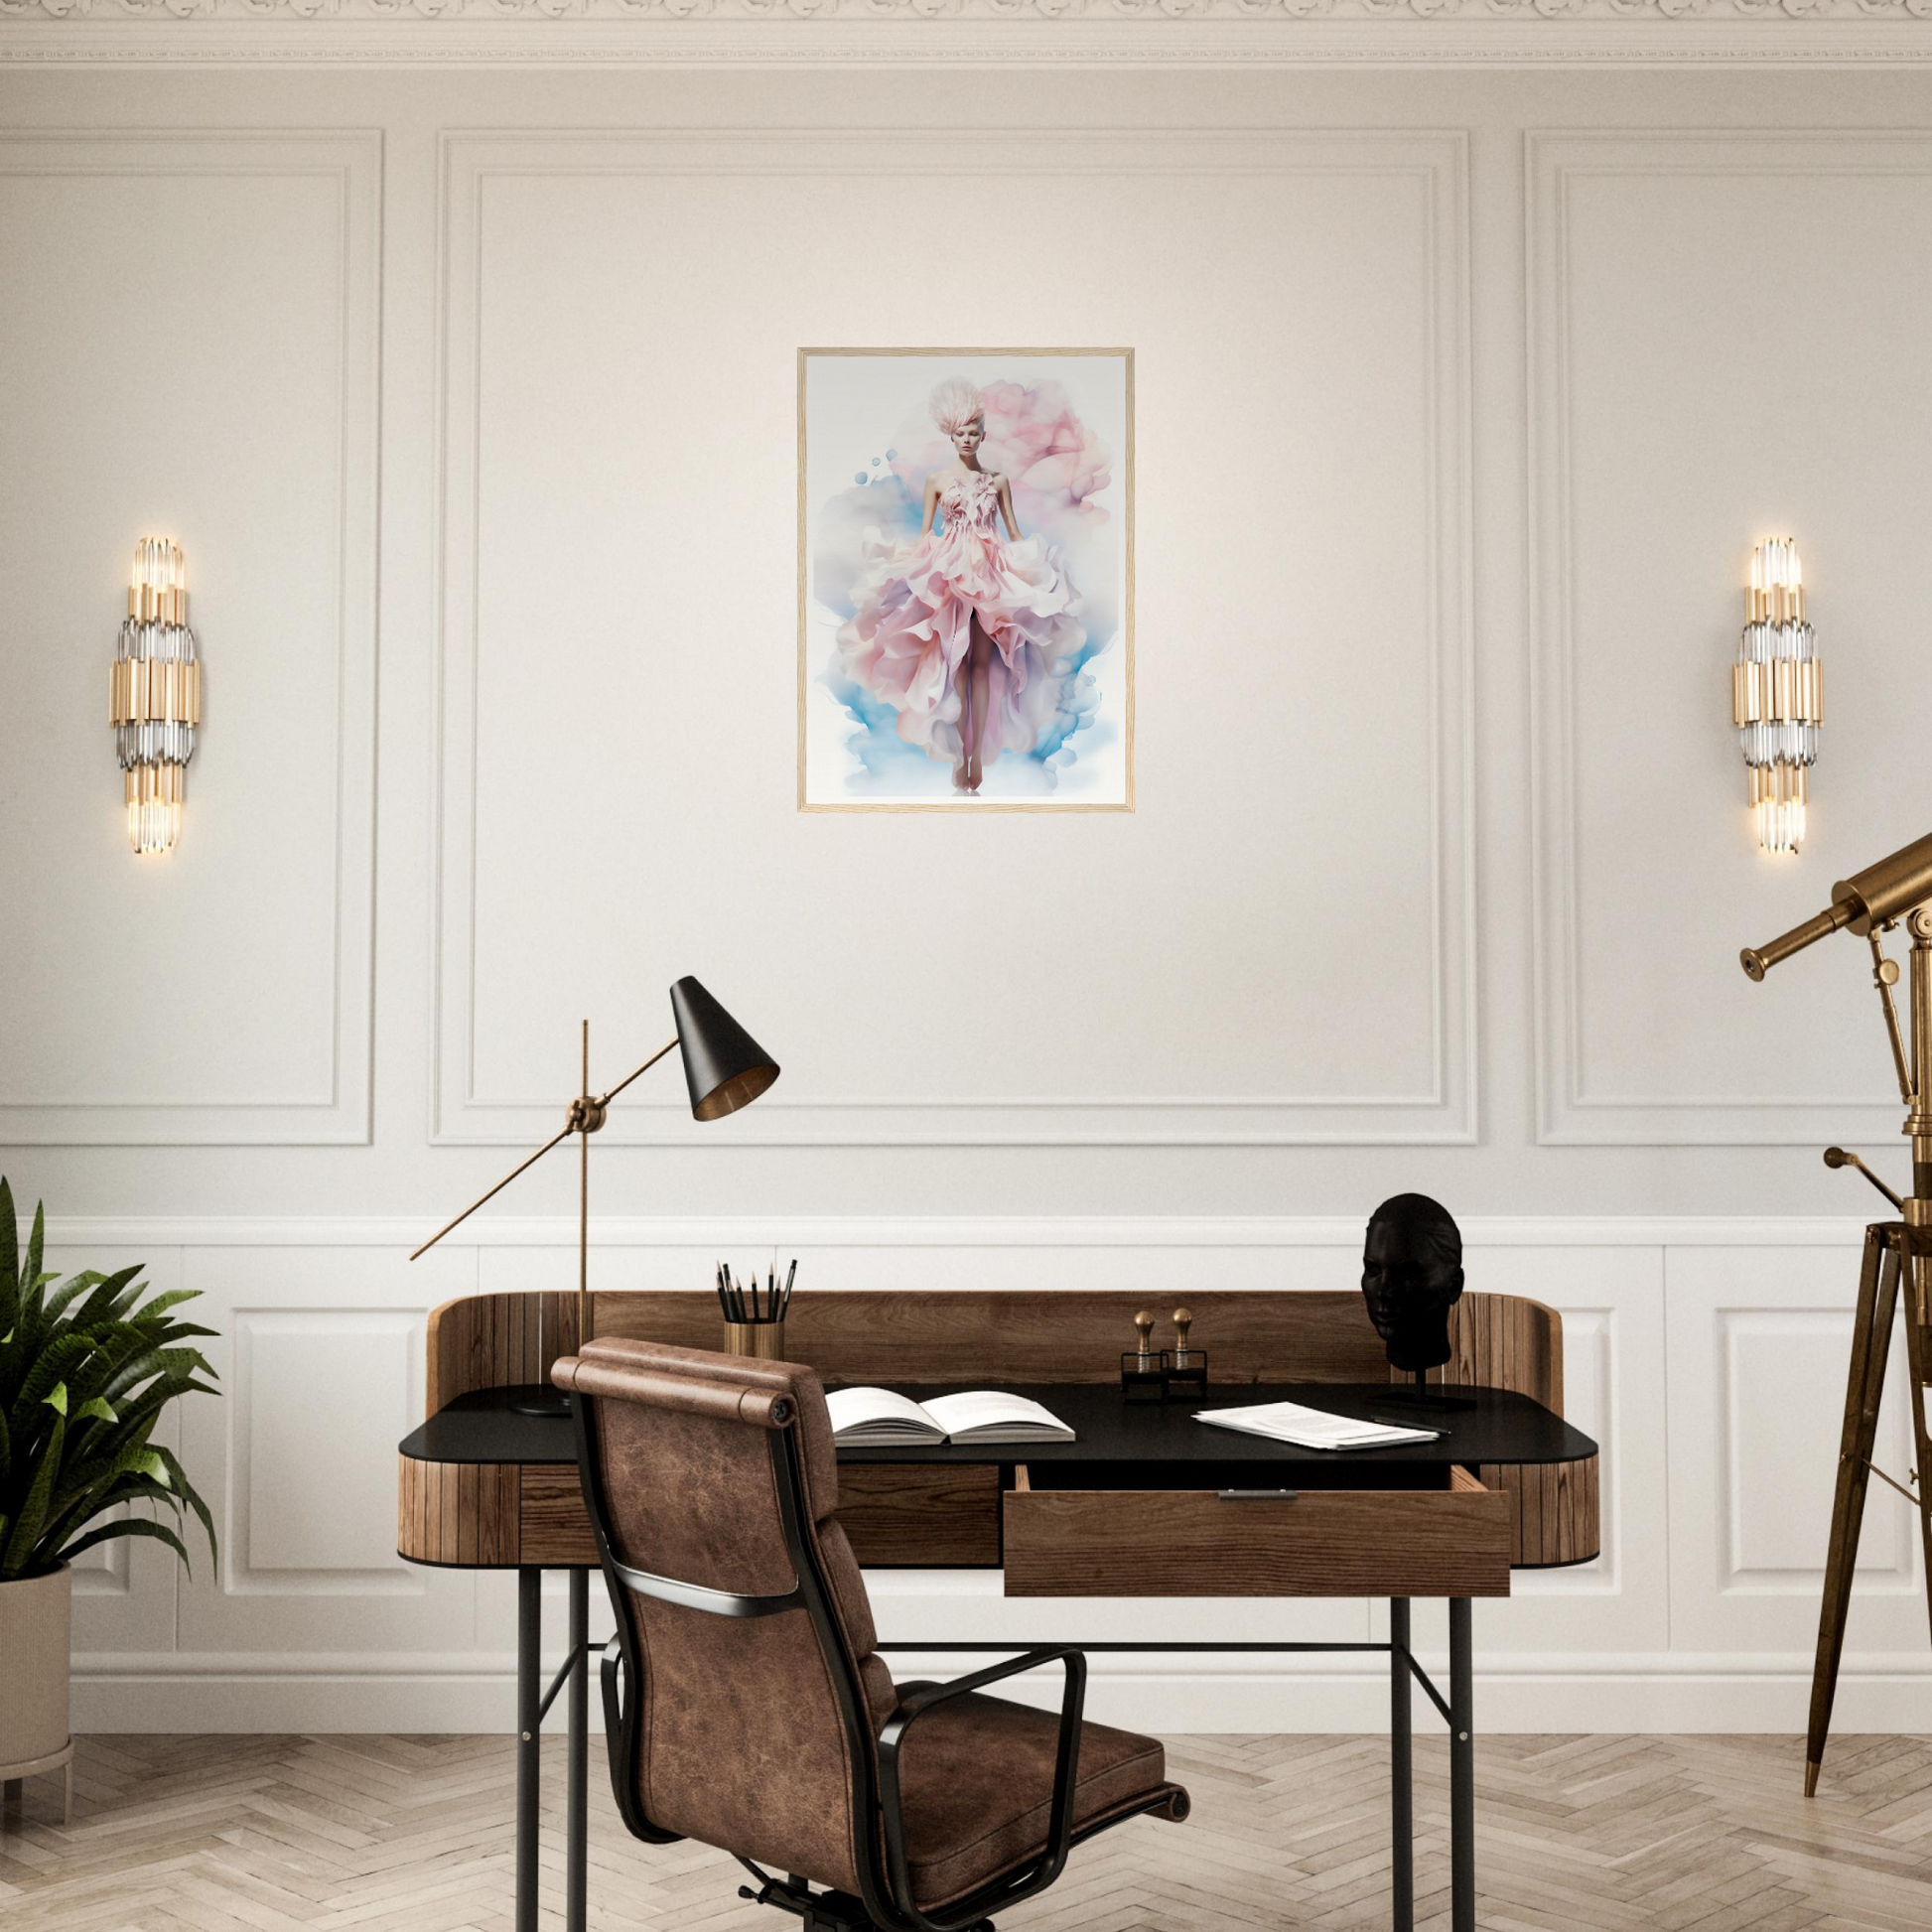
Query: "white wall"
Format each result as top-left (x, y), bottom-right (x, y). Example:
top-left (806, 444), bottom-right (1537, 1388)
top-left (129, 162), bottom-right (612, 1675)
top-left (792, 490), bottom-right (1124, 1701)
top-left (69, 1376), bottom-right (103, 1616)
top-left (4, 44), bottom-right (1932, 1731)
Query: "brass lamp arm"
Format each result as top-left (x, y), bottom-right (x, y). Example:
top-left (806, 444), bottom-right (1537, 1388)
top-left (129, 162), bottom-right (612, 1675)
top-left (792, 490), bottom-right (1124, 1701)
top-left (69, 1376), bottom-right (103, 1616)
top-left (408, 1034), bottom-right (679, 1263)
top-left (409, 1120), bottom-right (578, 1261)
top-left (594, 1036), bottom-right (679, 1112)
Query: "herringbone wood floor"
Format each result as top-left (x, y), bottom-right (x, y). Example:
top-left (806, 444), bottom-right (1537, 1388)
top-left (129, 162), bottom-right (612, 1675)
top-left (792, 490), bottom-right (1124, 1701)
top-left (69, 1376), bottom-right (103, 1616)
top-left (2, 1733), bottom-right (1929, 1931)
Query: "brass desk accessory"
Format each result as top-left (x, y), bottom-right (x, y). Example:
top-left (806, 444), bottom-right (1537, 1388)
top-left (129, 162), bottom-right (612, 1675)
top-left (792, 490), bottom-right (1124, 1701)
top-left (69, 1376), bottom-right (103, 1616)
top-left (1741, 825), bottom-right (1932, 1793)
top-left (1165, 1306), bottom-right (1208, 1401)
top-left (409, 978), bottom-right (779, 1416)
top-left (1121, 1309), bottom-right (1164, 1402)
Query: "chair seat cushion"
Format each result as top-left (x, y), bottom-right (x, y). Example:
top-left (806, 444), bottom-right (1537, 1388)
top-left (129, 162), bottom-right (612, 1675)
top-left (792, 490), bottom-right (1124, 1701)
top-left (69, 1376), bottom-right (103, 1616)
top-left (889, 1688), bottom-right (1182, 1909)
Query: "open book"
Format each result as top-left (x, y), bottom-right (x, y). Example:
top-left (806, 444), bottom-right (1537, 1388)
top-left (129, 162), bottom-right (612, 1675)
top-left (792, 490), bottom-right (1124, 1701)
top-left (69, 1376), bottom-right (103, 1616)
top-left (825, 1387), bottom-right (1075, 1448)
top-left (1195, 1400), bottom-right (1441, 1451)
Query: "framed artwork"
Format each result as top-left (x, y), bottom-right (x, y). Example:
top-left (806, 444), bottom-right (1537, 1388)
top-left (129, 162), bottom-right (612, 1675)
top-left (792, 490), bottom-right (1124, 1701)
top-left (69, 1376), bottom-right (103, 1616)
top-left (798, 347), bottom-right (1133, 811)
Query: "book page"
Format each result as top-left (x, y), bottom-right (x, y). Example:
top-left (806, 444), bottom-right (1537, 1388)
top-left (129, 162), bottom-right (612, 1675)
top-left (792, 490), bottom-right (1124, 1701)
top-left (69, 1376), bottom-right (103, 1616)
top-left (825, 1387), bottom-right (941, 1437)
top-left (922, 1392), bottom-right (1072, 1437)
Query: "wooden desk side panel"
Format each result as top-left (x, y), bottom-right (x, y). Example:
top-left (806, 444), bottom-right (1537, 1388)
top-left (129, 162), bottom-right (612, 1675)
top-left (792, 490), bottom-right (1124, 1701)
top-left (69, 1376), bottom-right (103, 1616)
top-left (425, 1292), bottom-right (584, 1414)
top-left (1434, 1294), bottom-right (1564, 1415)
top-left (1480, 1453), bottom-right (1600, 1568)
top-left (1435, 1294), bottom-right (1587, 1564)
top-left (398, 1456), bottom-right (519, 1566)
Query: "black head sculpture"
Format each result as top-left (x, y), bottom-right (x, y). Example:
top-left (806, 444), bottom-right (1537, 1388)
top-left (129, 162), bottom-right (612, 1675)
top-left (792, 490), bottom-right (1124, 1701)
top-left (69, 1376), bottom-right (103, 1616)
top-left (1360, 1193), bottom-right (1465, 1374)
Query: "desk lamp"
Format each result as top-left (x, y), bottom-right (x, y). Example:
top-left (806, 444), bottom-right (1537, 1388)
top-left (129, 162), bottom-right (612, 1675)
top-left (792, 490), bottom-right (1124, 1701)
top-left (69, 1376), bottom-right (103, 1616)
top-left (410, 976), bottom-right (779, 1415)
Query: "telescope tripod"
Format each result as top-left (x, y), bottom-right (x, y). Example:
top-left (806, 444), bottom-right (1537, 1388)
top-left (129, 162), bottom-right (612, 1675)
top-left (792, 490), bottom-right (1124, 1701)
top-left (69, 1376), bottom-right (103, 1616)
top-left (1806, 1220), bottom-right (1932, 1794)
top-left (1803, 907), bottom-right (1932, 1795)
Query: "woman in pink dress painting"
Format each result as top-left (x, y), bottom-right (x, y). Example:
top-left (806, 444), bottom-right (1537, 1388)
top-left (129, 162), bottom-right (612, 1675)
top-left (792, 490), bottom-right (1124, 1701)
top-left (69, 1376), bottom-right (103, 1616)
top-left (836, 379), bottom-right (1087, 794)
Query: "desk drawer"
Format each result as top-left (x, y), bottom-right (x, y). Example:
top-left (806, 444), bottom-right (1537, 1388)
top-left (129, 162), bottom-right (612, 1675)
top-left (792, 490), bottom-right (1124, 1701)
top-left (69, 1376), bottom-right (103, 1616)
top-left (836, 1463), bottom-right (1002, 1567)
top-left (1003, 1464), bottom-right (1510, 1597)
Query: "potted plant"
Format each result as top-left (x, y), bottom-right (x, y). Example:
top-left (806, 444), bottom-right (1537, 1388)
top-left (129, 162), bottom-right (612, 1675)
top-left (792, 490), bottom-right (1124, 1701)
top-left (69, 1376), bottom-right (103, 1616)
top-left (0, 1177), bottom-right (219, 1798)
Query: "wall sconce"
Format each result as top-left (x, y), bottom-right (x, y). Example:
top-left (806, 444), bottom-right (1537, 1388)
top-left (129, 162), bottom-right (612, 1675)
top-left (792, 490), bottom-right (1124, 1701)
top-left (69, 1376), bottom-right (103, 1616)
top-left (1733, 536), bottom-right (1821, 856)
top-left (110, 538), bottom-right (201, 856)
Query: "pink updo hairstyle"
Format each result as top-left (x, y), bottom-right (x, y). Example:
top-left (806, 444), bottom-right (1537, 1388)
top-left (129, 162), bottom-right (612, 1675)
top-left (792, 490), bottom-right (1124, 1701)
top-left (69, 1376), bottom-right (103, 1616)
top-left (929, 378), bottom-right (985, 436)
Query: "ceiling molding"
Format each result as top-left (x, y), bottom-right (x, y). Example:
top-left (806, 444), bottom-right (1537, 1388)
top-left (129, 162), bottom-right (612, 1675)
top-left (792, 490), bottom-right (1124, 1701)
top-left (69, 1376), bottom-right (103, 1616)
top-left (7, 0), bottom-right (1932, 18)
top-left (7, 9), bottom-right (1932, 70)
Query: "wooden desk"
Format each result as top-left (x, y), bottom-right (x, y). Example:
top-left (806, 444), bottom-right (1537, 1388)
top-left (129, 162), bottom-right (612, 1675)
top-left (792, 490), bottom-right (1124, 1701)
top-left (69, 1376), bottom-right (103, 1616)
top-left (398, 1290), bottom-right (1598, 1932)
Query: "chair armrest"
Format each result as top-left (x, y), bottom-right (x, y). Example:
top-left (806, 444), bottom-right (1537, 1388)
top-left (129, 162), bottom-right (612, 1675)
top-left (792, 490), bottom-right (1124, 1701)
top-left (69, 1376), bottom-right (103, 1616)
top-left (875, 1647), bottom-right (1088, 1932)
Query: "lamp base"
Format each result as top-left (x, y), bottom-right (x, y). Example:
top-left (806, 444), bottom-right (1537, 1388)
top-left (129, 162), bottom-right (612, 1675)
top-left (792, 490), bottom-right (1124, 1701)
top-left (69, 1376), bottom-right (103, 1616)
top-left (507, 1383), bottom-right (570, 1419)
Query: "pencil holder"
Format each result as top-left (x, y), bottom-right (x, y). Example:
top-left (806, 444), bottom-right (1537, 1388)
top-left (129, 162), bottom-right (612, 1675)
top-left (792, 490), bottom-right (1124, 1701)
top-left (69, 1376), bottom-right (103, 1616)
top-left (724, 1320), bottom-right (786, 1360)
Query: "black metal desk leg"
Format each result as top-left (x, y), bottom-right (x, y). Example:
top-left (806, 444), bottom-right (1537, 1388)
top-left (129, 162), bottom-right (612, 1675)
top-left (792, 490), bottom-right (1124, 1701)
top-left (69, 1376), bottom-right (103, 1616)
top-left (568, 1569), bottom-right (589, 1932)
top-left (516, 1568), bottom-right (541, 1932)
top-left (1390, 1598), bottom-right (1413, 1932)
top-left (1449, 1597), bottom-right (1474, 1932)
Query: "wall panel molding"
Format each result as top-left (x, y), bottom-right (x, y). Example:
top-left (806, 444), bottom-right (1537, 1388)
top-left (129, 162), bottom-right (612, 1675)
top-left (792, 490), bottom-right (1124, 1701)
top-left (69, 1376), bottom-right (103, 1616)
top-left (0, 129), bottom-right (381, 1147)
top-left (1719, 1307), bottom-right (1918, 1594)
top-left (432, 128), bottom-right (1475, 1148)
top-left (41, 1211), bottom-right (1882, 1249)
top-left (232, 1309), bottom-right (424, 1593)
top-left (1664, 1242), bottom-right (1927, 1658)
top-left (1527, 130), bottom-right (1932, 1148)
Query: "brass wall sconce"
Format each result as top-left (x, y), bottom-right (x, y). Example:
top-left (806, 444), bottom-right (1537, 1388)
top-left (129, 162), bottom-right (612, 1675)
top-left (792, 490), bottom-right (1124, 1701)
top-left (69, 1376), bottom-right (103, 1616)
top-left (111, 538), bottom-right (201, 856)
top-left (1733, 536), bottom-right (1821, 855)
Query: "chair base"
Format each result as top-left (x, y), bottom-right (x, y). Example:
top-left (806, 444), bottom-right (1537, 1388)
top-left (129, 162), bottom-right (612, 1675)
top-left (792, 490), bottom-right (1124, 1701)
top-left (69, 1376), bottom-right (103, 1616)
top-left (740, 1872), bottom-right (991, 1932)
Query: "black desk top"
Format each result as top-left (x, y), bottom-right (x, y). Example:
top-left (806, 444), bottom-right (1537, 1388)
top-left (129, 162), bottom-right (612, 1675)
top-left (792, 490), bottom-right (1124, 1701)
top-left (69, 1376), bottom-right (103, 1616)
top-left (400, 1382), bottom-right (1595, 1470)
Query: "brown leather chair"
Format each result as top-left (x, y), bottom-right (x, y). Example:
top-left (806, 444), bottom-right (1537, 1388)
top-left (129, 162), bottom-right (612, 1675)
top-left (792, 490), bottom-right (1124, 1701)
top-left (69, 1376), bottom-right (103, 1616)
top-left (552, 1338), bottom-right (1188, 1932)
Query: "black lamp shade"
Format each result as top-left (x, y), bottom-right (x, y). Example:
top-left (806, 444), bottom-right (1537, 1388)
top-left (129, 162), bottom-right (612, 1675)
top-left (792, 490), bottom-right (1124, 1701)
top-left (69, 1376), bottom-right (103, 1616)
top-left (670, 976), bottom-right (780, 1122)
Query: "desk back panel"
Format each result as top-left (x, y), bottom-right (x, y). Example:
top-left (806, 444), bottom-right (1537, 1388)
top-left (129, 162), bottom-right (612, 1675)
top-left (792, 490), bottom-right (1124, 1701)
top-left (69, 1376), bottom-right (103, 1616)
top-left (425, 1290), bottom-right (1562, 1414)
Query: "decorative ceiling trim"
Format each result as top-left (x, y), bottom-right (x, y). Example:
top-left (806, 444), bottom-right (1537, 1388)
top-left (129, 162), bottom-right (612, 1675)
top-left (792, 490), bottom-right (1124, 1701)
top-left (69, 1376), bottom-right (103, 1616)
top-left (6, 0), bottom-right (1932, 18)
top-left (8, 7), bottom-right (1932, 70)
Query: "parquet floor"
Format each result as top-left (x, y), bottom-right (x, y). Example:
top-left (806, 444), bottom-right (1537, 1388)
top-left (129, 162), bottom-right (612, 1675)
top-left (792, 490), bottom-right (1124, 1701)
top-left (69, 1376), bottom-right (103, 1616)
top-left (2, 1732), bottom-right (1929, 1931)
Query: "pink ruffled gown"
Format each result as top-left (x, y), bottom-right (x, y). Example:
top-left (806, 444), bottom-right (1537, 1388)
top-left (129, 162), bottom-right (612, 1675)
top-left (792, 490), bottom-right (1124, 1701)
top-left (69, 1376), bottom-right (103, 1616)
top-left (836, 470), bottom-right (1085, 771)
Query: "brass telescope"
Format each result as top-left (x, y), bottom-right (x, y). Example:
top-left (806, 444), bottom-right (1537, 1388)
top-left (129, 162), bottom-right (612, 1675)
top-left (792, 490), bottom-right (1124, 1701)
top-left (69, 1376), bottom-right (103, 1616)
top-left (1741, 825), bottom-right (1932, 979)
top-left (1740, 825), bottom-right (1932, 1800)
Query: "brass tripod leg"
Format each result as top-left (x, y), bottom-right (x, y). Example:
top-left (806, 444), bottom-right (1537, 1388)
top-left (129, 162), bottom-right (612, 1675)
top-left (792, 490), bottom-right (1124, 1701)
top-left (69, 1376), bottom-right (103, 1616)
top-left (1805, 1225), bottom-right (1901, 1796)
top-left (1900, 1241), bottom-right (1932, 1658)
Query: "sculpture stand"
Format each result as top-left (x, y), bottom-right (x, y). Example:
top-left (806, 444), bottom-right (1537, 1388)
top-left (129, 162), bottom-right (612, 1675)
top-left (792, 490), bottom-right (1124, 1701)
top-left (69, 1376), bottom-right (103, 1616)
top-left (1375, 1371), bottom-right (1477, 1419)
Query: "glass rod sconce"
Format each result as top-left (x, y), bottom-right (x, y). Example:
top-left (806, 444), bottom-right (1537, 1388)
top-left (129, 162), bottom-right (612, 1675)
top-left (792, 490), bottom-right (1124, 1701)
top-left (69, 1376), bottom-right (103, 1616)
top-left (110, 538), bottom-right (201, 856)
top-left (1733, 537), bottom-right (1821, 856)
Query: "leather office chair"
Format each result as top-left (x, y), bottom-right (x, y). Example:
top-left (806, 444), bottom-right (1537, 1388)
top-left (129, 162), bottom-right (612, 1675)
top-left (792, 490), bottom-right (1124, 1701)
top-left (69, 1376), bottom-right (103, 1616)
top-left (553, 1338), bottom-right (1189, 1932)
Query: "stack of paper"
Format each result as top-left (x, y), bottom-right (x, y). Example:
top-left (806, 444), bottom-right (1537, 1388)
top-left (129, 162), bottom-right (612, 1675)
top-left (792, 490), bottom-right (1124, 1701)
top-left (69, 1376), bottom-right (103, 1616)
top-left (1195, 1401), bottom-right (1440, 1450)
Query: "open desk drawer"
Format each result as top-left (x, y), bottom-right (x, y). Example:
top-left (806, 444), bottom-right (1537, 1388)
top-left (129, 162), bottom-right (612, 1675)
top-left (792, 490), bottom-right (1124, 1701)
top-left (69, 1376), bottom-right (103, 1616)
top-left (1003, 1461), bottom-right (1512, 1598)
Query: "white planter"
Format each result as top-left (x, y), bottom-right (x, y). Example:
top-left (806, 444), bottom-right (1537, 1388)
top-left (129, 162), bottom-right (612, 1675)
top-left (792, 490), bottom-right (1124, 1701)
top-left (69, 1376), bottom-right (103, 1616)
top-left (0, 1564), bottom-right (71, 1775)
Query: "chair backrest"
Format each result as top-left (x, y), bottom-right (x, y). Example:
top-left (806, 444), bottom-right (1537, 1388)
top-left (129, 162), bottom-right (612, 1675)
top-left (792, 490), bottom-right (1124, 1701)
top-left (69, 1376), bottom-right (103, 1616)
top-left (552, 1338), bottom-right (897, 1895)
